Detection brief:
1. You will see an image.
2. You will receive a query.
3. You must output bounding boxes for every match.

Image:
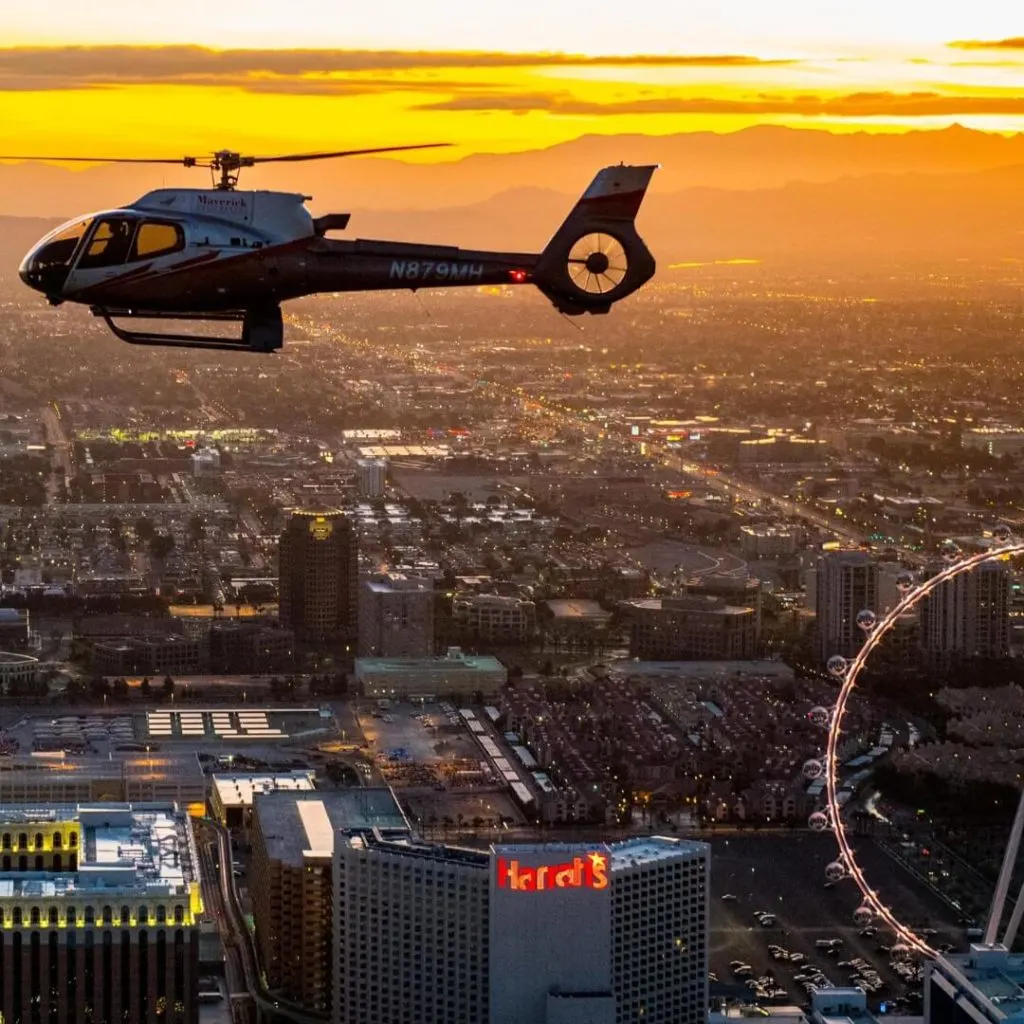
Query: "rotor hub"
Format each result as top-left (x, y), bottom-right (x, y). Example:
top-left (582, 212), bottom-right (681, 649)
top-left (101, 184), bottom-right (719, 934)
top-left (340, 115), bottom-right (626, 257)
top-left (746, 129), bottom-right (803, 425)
top-left (585, 252), bottom-right (610, 274)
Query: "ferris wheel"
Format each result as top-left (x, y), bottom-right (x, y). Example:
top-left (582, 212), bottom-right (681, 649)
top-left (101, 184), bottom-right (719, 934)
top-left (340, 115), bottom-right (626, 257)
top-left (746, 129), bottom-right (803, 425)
top-left (819, 530), bottom-right (1024, 957)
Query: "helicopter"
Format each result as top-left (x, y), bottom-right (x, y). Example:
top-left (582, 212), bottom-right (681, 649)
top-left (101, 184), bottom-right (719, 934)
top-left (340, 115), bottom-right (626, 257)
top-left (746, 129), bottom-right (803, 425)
top-left (12, 144), bottom-right (658, 353)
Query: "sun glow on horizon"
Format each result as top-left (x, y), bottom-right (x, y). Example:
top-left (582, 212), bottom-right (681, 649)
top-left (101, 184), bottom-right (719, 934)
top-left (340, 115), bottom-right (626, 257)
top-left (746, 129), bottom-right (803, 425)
top-left (0, 3), bottom-right (1022, 172)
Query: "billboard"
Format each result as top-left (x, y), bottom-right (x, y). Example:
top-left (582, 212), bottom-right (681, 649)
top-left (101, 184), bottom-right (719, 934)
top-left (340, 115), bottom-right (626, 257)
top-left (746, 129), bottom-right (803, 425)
top-left (489, 843), bottom-right (613, 1024)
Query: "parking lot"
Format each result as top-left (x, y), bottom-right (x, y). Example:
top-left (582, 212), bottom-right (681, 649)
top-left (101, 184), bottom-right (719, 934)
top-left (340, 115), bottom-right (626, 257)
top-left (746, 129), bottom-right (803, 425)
top-left (709, 833), bottom-right (962, 1011)
top-left (357, 700), bottom-right (485, 764)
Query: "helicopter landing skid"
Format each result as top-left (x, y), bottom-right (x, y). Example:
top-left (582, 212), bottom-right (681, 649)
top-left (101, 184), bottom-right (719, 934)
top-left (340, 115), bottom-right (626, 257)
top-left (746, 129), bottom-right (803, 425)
top-left (91, 307), bottom-right (283, 353)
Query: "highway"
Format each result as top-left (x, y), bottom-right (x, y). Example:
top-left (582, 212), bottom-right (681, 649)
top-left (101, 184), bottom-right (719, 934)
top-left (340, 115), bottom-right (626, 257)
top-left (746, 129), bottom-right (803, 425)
top-left (195, 828), bottom-right (250, 1021)
top-left (41, 401), bottom-right (72, 501)
top-left (315, 324), bottom-right (928, 567)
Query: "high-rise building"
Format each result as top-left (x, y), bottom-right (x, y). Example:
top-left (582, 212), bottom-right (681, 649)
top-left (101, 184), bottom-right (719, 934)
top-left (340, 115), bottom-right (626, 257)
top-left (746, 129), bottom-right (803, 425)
top-left (815, 550), bottom-right (878, 661)
top-left (278, 508), bottom-right (358, 648)
top-left (358, 575), bottom-right (435, 657)
top-left (333, 834), bottom-right (709, 1024)
top-left (919, 559), bottom-right (1010, 667)
top-left (356, 458), bottom-right (388, 498)
top-left (249, 788), bottom-right (409, 1014)
top-left (0, 802), bottom-right (203, 1024)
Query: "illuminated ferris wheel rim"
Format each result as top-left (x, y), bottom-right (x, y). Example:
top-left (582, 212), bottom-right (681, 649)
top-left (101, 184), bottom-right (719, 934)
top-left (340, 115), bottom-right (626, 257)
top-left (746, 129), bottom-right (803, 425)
top-left (825, 540), bottom-right (1023, 959)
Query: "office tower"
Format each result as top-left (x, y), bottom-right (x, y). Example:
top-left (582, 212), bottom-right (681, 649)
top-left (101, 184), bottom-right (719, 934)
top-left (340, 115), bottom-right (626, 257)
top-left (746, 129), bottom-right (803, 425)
top-left (919, 559), bottom-right (1010, 667)
top-left (250, 789), bottom-right (409, 1014)
top-left (358, 575), bottom-right (435, 657)
top-left (278, 508), bottom-right (358, 648)
top-left (815, 550), bottom-right (878, 661)
top-left (0, 803), bottom-right (202, 1024)
top-left (624, 596), bottom-right (757, 660)
top-left (356, 458), bottom-right (387, 498)
top-left (332, 835), bottom-right (709, 1024)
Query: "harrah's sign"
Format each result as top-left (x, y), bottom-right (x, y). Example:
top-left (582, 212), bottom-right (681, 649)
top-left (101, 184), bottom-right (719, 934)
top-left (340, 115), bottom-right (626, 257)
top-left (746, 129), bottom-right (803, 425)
top-left (496, 851), bottom-right (608, 892)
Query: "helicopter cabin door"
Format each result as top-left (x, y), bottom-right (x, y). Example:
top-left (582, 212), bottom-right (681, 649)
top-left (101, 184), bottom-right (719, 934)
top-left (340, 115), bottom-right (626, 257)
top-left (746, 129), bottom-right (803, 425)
top-left (67, 216), bottom-right (186, 304)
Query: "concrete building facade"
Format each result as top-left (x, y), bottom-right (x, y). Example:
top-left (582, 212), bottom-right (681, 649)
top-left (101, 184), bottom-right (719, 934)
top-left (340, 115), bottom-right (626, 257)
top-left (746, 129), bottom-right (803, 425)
top-left (359, 575), bottom-right (435, 658)
top-left (249, 789), bottom-right (409, 1015)
top-left (919, 559), bottom-right (1010, 667)
top-left (624, 596), bottom-right (757, 661)
top-left (332, 835), bottom-right (709, 1024)
top-left (815, 550), bottom-right (879, 661)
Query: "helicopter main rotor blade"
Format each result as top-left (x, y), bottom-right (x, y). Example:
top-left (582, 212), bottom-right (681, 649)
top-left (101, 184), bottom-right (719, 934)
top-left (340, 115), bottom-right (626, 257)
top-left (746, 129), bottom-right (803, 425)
top-left (250, 143), bottom-right (452, 163)
top-left (0, 155), bottom-right (192, 164)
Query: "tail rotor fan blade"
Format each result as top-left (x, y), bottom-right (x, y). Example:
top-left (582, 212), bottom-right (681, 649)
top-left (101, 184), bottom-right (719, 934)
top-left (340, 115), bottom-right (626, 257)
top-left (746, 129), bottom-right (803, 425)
top-left (567, 233), bottom-right (629, 295)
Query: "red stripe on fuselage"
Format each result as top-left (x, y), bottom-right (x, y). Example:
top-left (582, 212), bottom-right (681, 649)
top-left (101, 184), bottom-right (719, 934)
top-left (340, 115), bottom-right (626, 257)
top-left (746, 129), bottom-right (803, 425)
top-left (577, 188), bottom-right (647, 220)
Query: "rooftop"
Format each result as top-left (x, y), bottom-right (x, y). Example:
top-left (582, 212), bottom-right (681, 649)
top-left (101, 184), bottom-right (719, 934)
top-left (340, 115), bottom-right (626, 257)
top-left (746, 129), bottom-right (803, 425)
top-left (934, 945), bottom-right (1024, 1020)
top-left (609, 836), bottom-right (710, 870)
top-left (355, 648), bottom-right (505, 675)
top-left (346, 831), bottom-right (490, 869)
top-left (0, 803), bottom-right (198, 901)
top-left (626, 596), bottom-right (753, 617)
top-left (545, 599), bottom-right (612, 621)
top-left (615, 659), bottom-right (794, 681)
top-left (0, 753), bottom-right (205, 790)
top-left (254, 789), bottom-right (409, 866)
top-left (212, 772), bottom-right (316, 809)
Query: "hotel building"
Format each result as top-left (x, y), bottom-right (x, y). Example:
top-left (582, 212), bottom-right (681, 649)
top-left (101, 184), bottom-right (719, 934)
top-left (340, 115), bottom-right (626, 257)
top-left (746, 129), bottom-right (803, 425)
top-left (0, 802), bottom-right (203, 1024)
top-left (333, 834), bottom-right (709, 1024)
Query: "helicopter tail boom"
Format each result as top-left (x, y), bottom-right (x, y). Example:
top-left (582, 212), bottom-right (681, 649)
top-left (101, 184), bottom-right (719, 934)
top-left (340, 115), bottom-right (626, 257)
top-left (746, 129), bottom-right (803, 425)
top-left (303, 164), bottom-right (657, 315)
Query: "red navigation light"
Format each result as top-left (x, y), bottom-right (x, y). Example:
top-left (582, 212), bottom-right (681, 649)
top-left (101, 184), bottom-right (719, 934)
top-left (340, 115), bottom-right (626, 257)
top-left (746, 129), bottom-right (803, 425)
top-left (509, 269), bottom-right (527, 283)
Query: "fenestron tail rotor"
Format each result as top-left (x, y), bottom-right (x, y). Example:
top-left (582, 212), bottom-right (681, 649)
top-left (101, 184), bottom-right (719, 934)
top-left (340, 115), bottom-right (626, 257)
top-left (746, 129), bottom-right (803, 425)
top-left (567, 233), bottom-right (629, 295)
top-left (0, 142), bottom-right (452, 190)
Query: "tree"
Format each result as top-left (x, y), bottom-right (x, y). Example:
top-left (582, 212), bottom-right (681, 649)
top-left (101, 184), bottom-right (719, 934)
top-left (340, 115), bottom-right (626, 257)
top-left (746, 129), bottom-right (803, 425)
top-left (148, 533), bottom-right (175, 561)
top-left (88, 676), bottom-right (110, 700)
top-left (187, 515), bottom-right (206, 549)
top-left (135, 516), bottom-right (156, 543)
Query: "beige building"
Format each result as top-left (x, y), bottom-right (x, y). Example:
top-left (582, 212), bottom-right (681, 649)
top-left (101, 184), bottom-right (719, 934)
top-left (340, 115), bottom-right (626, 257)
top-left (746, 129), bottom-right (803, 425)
top-left (453, 593), bottom-right (536, 643)
top-left (249, 789), bottom-right (409, 1014)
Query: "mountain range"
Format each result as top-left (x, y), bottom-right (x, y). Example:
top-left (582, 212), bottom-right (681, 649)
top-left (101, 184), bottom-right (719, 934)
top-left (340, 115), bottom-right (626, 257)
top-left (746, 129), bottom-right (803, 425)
top-left (2, 126), bottom-right (1024, 266)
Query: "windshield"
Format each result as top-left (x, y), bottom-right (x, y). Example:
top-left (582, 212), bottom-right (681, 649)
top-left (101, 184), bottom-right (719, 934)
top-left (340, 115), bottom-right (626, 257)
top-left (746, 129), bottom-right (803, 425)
top-left (26, 216), bottom-right (94, 272)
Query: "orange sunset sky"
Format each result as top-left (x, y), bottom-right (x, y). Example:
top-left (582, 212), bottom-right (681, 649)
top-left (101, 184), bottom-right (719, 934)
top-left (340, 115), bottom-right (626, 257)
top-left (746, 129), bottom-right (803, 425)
top-left (1, 0), bottom-right (1023, 161)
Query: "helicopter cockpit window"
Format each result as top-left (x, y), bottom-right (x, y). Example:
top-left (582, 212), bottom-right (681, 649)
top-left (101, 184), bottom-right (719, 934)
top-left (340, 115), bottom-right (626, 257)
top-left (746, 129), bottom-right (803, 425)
top-left (130, 222), bottom-right (185, 261)
top-left (32, 217), bottom-right (93, 270)
top-left (77, 217), bottom-right (138, 270)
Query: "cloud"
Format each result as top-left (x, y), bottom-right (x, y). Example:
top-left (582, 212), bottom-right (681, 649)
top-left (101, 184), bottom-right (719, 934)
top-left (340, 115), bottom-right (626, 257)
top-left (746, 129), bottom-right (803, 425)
top-left (416, 90), bottom-right (1024, 117)
top-left (948, 38), bottom-right (1024, 50)
top-left (0, 45), bottom-right (795, 93)
top-left (0, 72), bottom-right (490, 96)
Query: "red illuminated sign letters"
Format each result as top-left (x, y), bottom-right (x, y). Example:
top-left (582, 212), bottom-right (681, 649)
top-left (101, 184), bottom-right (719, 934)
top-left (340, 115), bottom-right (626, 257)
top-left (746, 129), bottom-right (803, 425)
top-left (496, 851), bottom-right (609, 892)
